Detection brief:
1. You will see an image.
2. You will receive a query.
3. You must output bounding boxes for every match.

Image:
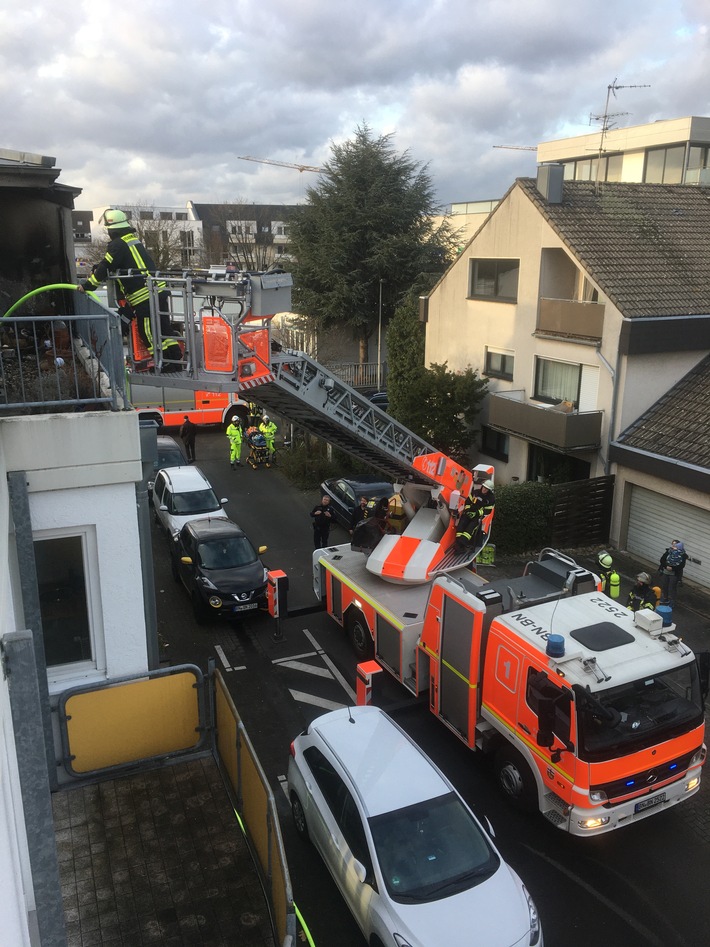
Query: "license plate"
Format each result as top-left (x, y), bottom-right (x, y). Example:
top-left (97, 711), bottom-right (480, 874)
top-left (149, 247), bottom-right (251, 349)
top-left (635, 792), bottom-right (666, 813)
top-left (233, 602), bottom-right (258, 613)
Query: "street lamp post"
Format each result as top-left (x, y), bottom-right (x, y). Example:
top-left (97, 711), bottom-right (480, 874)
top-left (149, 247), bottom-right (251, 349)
top-left (377, 279), bottom-right (384, 390)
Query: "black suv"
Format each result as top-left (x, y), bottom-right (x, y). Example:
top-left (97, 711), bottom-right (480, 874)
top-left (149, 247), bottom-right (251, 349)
top-left (171, 519), bottom-right (268, 624)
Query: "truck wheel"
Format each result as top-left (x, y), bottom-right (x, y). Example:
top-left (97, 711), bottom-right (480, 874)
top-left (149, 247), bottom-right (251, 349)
top-left (346, 610), bottom-right (374, 660)
top-left (494, 747), bottom-right (538, 812)
top-left (290, 793), bottom-right (309, 841)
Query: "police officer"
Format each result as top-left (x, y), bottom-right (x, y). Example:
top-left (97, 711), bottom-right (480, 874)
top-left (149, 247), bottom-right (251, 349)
top-left (455, 492), bottom-right (484, 551)
top-left (78, 209), bottom-right (182, 371)
top-left (597, 551), bottom-right (620, 599)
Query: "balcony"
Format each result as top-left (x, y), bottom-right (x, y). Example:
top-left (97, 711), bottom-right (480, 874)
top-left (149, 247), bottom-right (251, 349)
top-left (537, 298), bottom-right (605, 342)
top-left (0, 305), bottom-right (126, 416)
top-left (489, 390), bottom-right (602, 451)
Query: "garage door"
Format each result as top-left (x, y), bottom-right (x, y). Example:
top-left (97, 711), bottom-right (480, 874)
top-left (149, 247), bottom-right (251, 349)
top-left (627, 485), bottom-right (710, 590)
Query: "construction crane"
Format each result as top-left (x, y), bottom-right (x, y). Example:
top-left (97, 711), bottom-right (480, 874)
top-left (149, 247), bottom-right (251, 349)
top-left (238, 156), bottom-right (325, 173)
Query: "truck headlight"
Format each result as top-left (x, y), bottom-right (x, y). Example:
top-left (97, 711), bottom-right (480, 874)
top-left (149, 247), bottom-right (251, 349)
top-left (589, 789), bottom-right (608, 804)
top-left (578, 815), bottom-right (610, 829)
top-left (689, 746), bottom-right (706, 768)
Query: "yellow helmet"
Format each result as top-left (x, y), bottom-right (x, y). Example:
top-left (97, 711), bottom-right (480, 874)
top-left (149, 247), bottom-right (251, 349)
top-left (100, 208), bottom-right (130, 230)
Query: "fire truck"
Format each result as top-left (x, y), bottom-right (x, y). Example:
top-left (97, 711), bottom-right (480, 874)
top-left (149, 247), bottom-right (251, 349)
top-left (119, 270), bottom-right (707, 835)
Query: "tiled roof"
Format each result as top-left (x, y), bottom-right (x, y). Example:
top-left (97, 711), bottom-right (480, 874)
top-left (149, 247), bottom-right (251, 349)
top-left (518, 178), bottom-right (710, 318)
top-left (615, 353), bottom-right (710, 467)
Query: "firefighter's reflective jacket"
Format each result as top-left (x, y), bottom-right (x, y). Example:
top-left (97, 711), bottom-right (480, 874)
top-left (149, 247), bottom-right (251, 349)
top-left (83, 231), bottom-right (166, 306)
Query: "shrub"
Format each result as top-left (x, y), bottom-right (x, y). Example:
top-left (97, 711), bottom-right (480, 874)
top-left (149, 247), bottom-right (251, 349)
top-left (492, 482), bottom-right (554, 555)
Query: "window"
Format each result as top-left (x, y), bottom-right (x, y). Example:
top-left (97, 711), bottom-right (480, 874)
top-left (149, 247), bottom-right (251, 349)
top-left (139, 210), bottom-right (154, 221)
top-left (159, 211), bottom-right (173, 221)
top-left (175, 212), bottom-right (187, 221)
top-left (526, 668), bottom-right (572, 744)
top-left (644, 145), bottom-right (685, 184)
top-left (534, 357), bottom-right (581, 405)
top-left (484, 349), bottom-right (514, 380)
top-left (181, 230), bottom-right (195, 248)
top-left (34, 532), bottom-right (100, 672)
top-left (480, 425), bottom-right (509, 463)
top-left (470, 259), bottom-right (519, 302)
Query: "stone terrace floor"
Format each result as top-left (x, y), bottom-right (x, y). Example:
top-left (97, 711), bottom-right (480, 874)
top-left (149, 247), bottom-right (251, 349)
top-left (52, 756), bottom-right (276, 947)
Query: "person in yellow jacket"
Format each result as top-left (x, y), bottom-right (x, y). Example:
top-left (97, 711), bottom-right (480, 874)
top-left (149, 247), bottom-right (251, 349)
top-left (226, 419), bottom-right (243, 468)
top-left (78, 209), bottom-right (182, 372)
top-left (259, 415), bottom-right (277, 458)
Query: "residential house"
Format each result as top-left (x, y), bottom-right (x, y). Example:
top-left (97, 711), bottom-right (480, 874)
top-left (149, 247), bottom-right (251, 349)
top-left (424, 169), bottom-right (710, 591)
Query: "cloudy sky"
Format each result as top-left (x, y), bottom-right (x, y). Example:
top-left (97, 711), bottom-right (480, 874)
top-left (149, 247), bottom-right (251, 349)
top-left (2, 0), bottom-right (708, 212)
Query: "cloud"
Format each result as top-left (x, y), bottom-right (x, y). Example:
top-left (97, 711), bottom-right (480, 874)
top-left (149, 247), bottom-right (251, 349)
top-left (2, 0), bottom-right (708, 211)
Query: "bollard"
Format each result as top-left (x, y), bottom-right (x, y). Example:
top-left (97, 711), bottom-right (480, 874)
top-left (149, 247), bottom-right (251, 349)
top-left (356, 660), bottom-right (384, 706)
top-left (267, 570), bottom-right (289, 640)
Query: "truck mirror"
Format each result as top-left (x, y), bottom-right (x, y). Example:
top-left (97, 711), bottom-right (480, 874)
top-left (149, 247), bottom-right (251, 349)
top-left (536, 728), bottom-right (554, 748)
top-left (697, 652), bottom-right (710, 703)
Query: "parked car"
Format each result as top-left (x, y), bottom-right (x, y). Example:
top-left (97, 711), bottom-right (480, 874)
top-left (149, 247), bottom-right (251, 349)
top-left (288, 706), bottom-right (542, 947)
top-left (152, 465), bottom-right (228, 538)
top-left (170, 518), bottom-right (268, 624)
top-left (147, 434), bottom-right (188, 497)
top-left (368, 390), bottom-right (389, 410)
top-left (320, 476), bottom-right (395, 528)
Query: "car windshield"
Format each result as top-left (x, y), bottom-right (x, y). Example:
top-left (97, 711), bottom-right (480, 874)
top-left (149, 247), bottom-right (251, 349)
top-left (172, 488), bottom-right (220, 515)
top-left (197, 536), bottom-right (257, 570)
top-left (369, 792), bottom-right (498, 904)
top-left (156, 449), bottom-right (184, 469)
top-left (575, 662), bottom-right (705, 762)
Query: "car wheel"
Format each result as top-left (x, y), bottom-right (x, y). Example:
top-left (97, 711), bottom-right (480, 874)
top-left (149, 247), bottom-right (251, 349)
top-left (290, 793), bottom-right (309, 841)
top-left (346, 609), bottom-right (374, 660)
top-left (191, 592), bottom-right (211, 626)
top-left (494, 746), bottom-right (538, 812)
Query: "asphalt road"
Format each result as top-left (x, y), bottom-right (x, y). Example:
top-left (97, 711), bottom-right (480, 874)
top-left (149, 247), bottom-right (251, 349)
top-left (151, 426), bottom-right (710, 947)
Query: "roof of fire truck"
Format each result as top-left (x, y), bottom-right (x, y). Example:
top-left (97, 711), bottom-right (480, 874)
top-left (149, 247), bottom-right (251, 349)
top-left (493, 592), bottom-right (695, 691)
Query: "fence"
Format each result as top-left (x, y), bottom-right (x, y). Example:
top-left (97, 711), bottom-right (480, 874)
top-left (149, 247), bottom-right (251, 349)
top-left (0, 309), bottom-right (127, 414)
top-left (551, 475), bottom-right (615, 548)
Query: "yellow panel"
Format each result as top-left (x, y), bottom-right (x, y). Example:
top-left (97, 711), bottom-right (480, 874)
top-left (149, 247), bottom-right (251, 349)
top-left (65, 672), bottom-right (200, 773)
top-left (215, 673), bottom-right (239, 794)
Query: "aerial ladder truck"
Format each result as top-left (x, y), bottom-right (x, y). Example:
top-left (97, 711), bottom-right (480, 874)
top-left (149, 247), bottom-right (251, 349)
top-left (120, 271), bottom-right (707, 835)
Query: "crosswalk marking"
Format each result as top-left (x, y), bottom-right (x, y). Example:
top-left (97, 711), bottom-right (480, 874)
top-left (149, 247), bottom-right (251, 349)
top-left (303, 629), bottom-right (357, 703)
top-left (272, 650), bottom-right (318, 664)
top-left (214, 644), bottom-right (232, 670)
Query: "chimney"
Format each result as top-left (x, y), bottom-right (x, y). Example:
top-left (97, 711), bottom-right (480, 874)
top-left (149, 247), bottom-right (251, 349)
top-left (537, 163), bottom-right (564, 203)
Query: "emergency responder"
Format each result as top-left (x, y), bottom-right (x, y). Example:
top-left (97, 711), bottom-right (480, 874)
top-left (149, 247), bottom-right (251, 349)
top-left (226, 418), bottom-right (243, 468)
top-left (626, 573), bottom-right (658, 613)
top-left (478, 479), bottom-right (495, 517)
top-left (311, 495), bottom-right (333, 548)
top-left (455, 492), bottom-right (484, 552)
top-left (597, 551), bottom-right (620, 598)
top-left (78, 209), bottom-right (182, 371)
top-left (259, 414), bottom-right (277, 458)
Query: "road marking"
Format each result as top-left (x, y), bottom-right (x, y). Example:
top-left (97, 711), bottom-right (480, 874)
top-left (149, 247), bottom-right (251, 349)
top-left (288, 690), bottom-right (346, 711)
top-left (214, 644), bottom-right (232, 671)
top-left (272, 650), bottom-right (318, 664)
top-left (278, 659), bottom-right (333, 678)
top-left (277, 774), bottom-right (289, 800)
top-left (303, 629), bottom-right (357, 703)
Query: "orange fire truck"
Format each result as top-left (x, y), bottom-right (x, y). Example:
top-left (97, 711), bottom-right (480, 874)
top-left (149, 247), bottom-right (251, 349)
top-left (118, 270), bottom-right (706, 835)
top-left (314, 543), bottom-right (707, 835)
top-left (127, 380), bottom-right (250, 428)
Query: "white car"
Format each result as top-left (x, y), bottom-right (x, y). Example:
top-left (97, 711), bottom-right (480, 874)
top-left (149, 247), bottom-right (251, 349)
top-left (287, 706), bottom-right (542, 947)
top-left (151, 465), bottom-right (228, 538)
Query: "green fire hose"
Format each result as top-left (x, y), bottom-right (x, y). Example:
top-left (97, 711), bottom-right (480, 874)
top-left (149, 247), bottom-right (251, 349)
top-left (2, 282), bottom-right (100, 319)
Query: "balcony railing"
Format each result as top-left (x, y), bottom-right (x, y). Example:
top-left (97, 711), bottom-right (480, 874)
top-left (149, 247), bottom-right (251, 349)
top-left (328, 361), bottom-right (388, 389)
top-left (0, 307), bottom-right (126, 415)
top-left (537, 298), bottom-right (605, 341)
top-left (489, 390), bottom-right (602, 451)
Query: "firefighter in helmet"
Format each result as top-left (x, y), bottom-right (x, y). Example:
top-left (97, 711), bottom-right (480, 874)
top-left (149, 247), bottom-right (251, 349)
top-left (455, 491), bottom-right (484, 552)
top-left (78, 209), bottom-right (182, 372)
top-left (597, 550), bottom-right (620, 599)
top-left (259, 414), bottom-right (277, 458)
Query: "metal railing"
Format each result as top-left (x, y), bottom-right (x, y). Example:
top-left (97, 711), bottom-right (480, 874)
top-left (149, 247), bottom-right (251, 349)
top-left (327, 360), bottom-right (387, 389)
top-left (0, 309), bottom-right (127, 414)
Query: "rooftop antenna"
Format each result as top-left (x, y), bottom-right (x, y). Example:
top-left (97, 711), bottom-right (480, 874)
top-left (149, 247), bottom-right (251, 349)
top-left (589, 78), bottom-right (650, 191)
